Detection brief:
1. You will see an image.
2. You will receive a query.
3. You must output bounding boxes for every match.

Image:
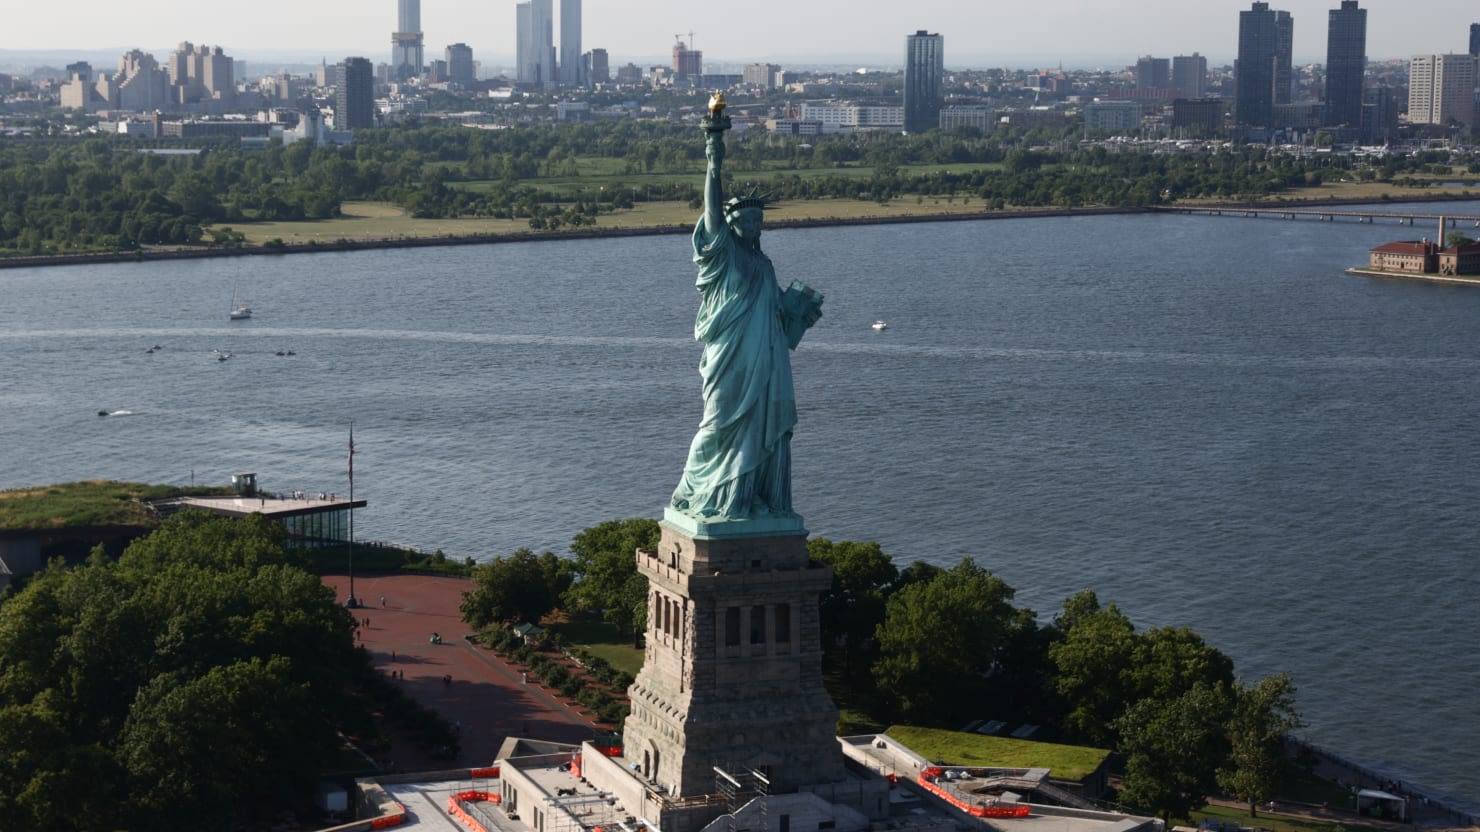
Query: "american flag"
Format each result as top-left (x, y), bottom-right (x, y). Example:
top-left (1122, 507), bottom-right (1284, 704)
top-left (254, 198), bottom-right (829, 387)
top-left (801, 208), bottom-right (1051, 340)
top-left (348, 425), bottom-right (355, 483)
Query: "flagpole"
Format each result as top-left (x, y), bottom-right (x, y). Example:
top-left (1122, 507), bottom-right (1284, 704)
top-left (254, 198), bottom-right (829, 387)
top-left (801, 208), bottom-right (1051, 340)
top-left (348, 421), bottom-right (356, 607)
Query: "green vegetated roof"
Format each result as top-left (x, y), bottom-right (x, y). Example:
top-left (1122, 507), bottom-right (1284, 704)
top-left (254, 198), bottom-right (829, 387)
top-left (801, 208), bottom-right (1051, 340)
top-left (0, 480), bottom-right (216, 532)
top-left (885, 724), bottom-right (1110, 782)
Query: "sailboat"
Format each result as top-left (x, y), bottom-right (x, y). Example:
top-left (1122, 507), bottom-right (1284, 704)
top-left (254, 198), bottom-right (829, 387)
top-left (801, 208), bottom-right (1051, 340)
top-left (229, 287), bottom-right (251, 320)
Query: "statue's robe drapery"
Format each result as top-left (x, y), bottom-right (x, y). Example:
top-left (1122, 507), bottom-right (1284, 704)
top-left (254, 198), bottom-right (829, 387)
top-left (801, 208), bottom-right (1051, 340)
top-left (670, 216), bottom-right (796, 519)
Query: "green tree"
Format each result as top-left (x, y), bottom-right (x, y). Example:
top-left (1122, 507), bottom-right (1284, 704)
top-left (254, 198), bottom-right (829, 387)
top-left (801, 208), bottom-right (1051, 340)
top-left (0, 511), bottom-right (362, 831)
top-left (872, 558), bottom-right (1034, 725)
top-left (1127, 625), bottom-right (1236, 707)
top-left (1219, 673), bottom-right (1301, 817)
top-left (1115, 682), bottom-right (1233, 823)
top-left (118, 657), bottom-right (322, 829)
top-left (808, 538), bottom-right (897, 676)
top-left (1048, 592), bottom-right (1138, 746)
top-left (563, 518), bottom-right (659, 642)
top-left (461, 548), bottom-right (572, 627)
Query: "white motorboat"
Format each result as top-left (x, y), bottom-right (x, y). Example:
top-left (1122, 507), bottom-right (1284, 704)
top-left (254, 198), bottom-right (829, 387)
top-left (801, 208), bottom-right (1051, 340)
top-left (871, 320), bottom-right (888, 331)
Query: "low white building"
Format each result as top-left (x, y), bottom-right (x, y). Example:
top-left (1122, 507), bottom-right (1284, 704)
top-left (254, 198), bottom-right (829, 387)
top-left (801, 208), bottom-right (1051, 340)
top-left (798, 101), bottom-right (903, 131)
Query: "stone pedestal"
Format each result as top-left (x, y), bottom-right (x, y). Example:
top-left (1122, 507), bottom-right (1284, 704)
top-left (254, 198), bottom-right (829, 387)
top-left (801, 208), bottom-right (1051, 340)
top-left (620, 509), bottom-right (845, 798)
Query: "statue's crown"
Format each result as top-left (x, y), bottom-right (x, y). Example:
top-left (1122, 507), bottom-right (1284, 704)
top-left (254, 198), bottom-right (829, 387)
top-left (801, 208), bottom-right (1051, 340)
top-left (723, 190), bottom-right (769, 217)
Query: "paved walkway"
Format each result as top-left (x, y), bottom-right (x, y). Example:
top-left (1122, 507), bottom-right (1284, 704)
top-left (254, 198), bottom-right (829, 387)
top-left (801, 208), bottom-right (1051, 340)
top-left (321, 573), bottom-right (605, 771)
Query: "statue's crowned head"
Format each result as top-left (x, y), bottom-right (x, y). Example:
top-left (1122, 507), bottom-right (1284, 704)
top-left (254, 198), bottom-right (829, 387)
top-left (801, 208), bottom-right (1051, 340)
top-left (723, 191), bottom-right (767, 240)
top-left (723, 193), bottom-right (767, 218)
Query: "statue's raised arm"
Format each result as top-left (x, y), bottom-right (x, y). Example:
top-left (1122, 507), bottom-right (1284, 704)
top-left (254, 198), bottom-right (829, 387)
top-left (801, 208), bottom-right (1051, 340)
top-left (670, 92), bottom-right (824, 524)
top-left (701, 92), bottom-right (728, 237)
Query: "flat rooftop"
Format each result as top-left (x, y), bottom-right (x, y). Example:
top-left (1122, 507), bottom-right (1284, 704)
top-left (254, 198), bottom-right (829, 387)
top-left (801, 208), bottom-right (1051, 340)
top-left (164, 494), bottom-right (366, 519)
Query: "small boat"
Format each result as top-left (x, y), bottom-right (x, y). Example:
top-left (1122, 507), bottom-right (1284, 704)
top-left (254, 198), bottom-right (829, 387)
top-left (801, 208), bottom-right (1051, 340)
top-left (229, 287), bottom-right (251, 320)
top-left (98, 409), bottom-right (135, 417)
top-left (871, 320), bottom-right (888, 331)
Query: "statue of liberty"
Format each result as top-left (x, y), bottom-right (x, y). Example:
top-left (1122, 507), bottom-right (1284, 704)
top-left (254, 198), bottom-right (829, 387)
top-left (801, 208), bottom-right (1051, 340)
top-left (670, 93), bottom-right (824, 522)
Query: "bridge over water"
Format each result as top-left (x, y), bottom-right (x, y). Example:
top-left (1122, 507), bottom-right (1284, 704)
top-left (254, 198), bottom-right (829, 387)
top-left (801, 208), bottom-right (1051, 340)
top-left (1152, 206), bottom-right (1480, 239)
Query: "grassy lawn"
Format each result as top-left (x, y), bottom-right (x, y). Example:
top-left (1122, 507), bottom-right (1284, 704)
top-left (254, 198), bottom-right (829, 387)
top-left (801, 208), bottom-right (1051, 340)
top-left (548, 618), bottom-right (643, 677)
top-left (218, 197), bottom-right (1012, 246)
top-left (885, 724), bottom-right (1110, 781)
top-left (217, 174), bottom-right (1479, 248)
top-left (0, 480), bottom-right (224, 531)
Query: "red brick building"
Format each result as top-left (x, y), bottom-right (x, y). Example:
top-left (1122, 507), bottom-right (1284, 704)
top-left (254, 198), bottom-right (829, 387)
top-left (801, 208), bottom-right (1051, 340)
top-left (1369, 240), bottom-right (1439, 273)
top-left (1438, 240), bottom-right (1480, 276)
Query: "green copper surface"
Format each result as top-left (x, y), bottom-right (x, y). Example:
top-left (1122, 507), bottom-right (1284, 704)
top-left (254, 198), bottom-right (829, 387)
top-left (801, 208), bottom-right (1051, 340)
top-left (661, 506), bottom-right (807, 540)
top-left (669, 113), bottom-right (823, 523)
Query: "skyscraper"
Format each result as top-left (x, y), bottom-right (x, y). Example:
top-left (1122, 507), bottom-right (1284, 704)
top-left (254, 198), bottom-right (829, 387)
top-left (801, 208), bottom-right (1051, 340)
top-left (1274, 10), bottom-right (1293, 103)
top-left (588, 48), bottom-right (609, 84)
top-left (903, 30), bottom-right (943, 134)
top-left (391, 0), bottom-right (424, 82)
top-left (1172, 53), bottom-right (1207, 98)
top-left (559, 0), bottom-right (582, 86)
top-left (516, 3), bottom-right (530, 82)
top-left (337, 57), bottom-right (375, 129)
top-left (1470, 23), bottom-right (1479, 57)
top-left (445, 43), bottom-right (475, 85)
top-left (1324, 1), bottom-right (1366, 128)
top-left (1236, 2), bottom-right (1292, 126)
top-left (1408, 54), bottom-right (1477, 130)
top-left (516, 0), bottom-right (556, 86)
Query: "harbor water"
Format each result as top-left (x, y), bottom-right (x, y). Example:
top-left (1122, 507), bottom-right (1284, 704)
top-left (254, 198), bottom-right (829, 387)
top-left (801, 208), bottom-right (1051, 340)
top-left (1, 204), bottom-right (1477, 812)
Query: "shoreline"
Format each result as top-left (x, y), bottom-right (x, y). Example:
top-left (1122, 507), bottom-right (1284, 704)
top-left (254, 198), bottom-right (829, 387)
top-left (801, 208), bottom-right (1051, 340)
top-left (1343, 267), bottom-right (1480, 286)
top-left (3, 192), bottom-right (1477, 271)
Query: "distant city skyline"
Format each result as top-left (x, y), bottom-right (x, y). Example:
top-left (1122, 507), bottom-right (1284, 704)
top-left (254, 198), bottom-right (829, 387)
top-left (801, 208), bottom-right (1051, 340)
top-left (3, 0), bottom-right (1477, 69)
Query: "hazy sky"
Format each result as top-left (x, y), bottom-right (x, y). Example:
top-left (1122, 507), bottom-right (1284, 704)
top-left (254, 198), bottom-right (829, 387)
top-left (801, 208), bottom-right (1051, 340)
top-left (3, 0), bottom-right (1476, 69)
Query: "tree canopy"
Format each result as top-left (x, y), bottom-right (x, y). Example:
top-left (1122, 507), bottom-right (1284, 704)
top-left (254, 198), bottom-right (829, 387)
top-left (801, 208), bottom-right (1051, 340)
top-left (0, 511), bottom-right (362, 832)
top-left (460, 547), bottom-right (573, 628)
top-left (872, 557), bottom-right (1039, 725)
top-left (562, 517), bottom-right (659, 640)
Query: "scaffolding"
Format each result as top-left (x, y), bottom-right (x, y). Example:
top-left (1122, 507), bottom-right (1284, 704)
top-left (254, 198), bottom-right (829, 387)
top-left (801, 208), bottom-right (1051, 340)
top-left (714, 765), bottom-right (770, 832)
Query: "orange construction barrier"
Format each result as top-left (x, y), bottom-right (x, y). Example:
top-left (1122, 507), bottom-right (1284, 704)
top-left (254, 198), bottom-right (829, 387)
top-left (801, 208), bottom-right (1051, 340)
top-left (917, 774), bottom-right (1030, 819)
top-left (447, 790), bottom-right (502, 832)
top-left (370, 801), bottom-right (408, 829)
top-left (469, 767), bottom-right (501, 779)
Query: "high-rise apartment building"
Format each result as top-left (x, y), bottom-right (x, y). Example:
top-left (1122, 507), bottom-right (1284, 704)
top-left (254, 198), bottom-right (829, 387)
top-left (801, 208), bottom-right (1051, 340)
top-left (559, 0), bottom-right (582, 85)
top-left (1275, 10), bottom-right (1293, 103)
top-left (1172, 53), bottom-right (1207, 98)
top-left (744, 62), bottom-right (782, 90)
top-left (392, 0), bottom-right (425, 82)
top-left (1470, 23), bottom-right (1480, 56)
top-left (1236, 2), bottom-right (1293, 126)
top-left (337, 57), bottom-right (375, 129)
top-left (445, 43), bottom-right (475, 85)
top-left (1135, 56), bottom-right (1170, 91)
top-left (1324, 1), bottom-right (1366, 127)
top-left (1408, 54), bottom-right (1476, 130)
top-left (588, 48), bottom-right (608, 84)
top-left (904, 30), bottom-right (943, 133)
top-left (517, 0), bottom-right (556, 86)
top-left (672, 40), bottom-right (702, 78)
